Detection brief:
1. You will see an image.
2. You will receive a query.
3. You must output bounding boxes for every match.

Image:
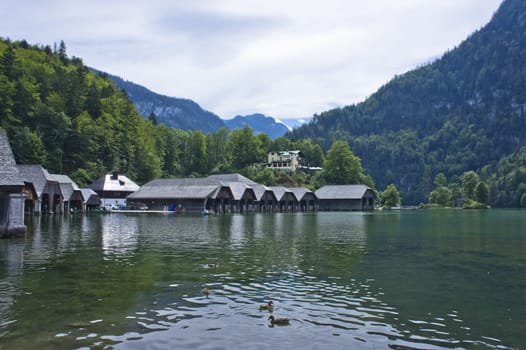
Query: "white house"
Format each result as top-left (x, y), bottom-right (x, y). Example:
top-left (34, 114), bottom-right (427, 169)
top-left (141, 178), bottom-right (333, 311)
top-left (89, 172), bottom-right (140, 209)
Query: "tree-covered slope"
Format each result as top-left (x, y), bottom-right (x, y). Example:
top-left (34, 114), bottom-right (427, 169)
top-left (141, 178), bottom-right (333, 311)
top-left (289, 0), bottom-right (526, 204)
top-left (0, 39), bottom-right (168, 184)
top-left (102, 71), bottom-right (226, 133)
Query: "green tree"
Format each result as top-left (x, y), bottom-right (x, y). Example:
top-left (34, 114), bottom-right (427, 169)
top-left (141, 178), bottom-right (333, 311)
top-left (381, 184), bottom-right (401, 207)
top-left (449, 182), bottom-right (462, 206)
top-left (434, 173), bottom-right (447, 187)
top-left (429, 186), bottom-right (452, 206)
top-left (228, 127), bottom-right (260, 169)
top-left (298, 138), bottom-right (325, 167)
top-left (271, 136), bottom-right (293, 152)
top-left (206, 127), bottom-right (231, 173)
top-left (187, 130), bottom-right (207, 175)
top-left (473, 181), bottom-right (490, 205)
top-left (322, 141), bottom-right (363, 184)
top-left (12, 127), bottom-right (47, 164)
top-left (461, 171), bottom-right (480, 200)
top-left (252, 167), bottom-right (277, 186)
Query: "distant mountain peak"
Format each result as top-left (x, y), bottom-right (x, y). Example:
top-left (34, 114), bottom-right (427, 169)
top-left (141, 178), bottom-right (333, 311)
top-left (93, 69), bottom-right (225, 133)
top-left (224, 113), bottom-right (291, 139)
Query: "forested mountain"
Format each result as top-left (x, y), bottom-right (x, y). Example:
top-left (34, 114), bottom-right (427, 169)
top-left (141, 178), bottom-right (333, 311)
top-left (0, 39), bottom-right (169, 184)
top-left (224, 113), bottom-right (291, 139)
top-left (102, 72), bottom-right (225, 133)
top-left (0, 38), bottom-right (326, 188)
top-left (289, 0), bottom-right (526, 204)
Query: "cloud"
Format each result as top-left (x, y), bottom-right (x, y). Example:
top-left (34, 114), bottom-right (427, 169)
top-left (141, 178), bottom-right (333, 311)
top-left (0, 0), bottom-right (503, 119)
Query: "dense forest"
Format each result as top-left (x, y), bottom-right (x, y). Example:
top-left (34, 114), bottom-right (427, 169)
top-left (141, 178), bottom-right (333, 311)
top-left (289, 0), bottom-right (526, 206)
top-left (0, 38), bottom-right (332, 189)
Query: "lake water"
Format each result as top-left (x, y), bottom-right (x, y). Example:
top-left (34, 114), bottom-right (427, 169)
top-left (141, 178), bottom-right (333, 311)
top-left (0, 210), bottom-right (525, 349)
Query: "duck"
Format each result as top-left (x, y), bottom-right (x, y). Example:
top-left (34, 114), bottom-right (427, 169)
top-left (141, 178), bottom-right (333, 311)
top-left (259, 300), bottom-right (273, 311)
top-left (268, 315), bottom-right (289, 325)
top-left (201, 286), bottom-right (210, 295)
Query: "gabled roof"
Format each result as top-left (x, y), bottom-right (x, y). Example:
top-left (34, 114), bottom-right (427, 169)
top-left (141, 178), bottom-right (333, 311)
top-left (17, 164), bottom-right (57, 197)
top-left (51, 174), bottom-right (80, 201)
top-left (80, 188), bottom-right (101, 206)
top-left (89, 174), bottom-right (140, 193)
top-left (250, 184), bottom-right (277, 202)
top-left (289, 187), bottom-right (316, 201)
top-left (127, 178), bottom-right (231, 200)
top-left (268, 186), bottom-right (297, 202)
top-left (227, 182), bottom-right (256, 201)
top-left (0, 129), bottom-right (24, 189)
top-left (207, 173), bottom-right (257, 185)
top-left (315, 185), bottom-right (372, 200)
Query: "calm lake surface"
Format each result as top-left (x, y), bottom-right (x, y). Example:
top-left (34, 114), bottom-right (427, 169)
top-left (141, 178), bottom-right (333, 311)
top-left (0, 210), bottom-right (525, 349)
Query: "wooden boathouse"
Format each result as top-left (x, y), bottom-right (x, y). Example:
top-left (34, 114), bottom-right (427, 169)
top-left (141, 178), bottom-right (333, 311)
top-left (127, 178), bottom-right (234, 214)
top-left (290, 187), bottom-right (318, 211)
top-left (315, 185), bottom-right (375, 211)
top-left (0, 129), bottom-right (26, 237)
top-left (17, 164), bottom-right (62, 214)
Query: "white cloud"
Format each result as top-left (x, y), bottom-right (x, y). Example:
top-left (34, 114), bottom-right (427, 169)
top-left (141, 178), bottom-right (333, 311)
top-left (1, 0), bottom-right (502, 119)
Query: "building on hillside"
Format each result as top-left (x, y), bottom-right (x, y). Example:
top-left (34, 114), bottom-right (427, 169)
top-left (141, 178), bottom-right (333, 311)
top-left (289, 187), bottom-right (318, 211)
top-left (127, 178), bottom-right (234, 214)
top-left (315, 185), bottom-right (375, 211)
top-left (268, 186), bottom-right (298, 211)
top-left (17, 165), bottom-right (62, 214)
top-left (0, 129), bottom-right (26, 237)
top-left (267, 151), bottom-right (301, 172)
top-left (89, 172), bottom-right (140, 209)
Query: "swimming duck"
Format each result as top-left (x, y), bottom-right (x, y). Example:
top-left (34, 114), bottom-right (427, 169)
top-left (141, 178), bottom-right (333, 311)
top-left (268, 315), bottom-right (289, 325)
top-left (259, 301), bottom-right (273, 311)
top-left (201, 286), bottom-right (210, 295)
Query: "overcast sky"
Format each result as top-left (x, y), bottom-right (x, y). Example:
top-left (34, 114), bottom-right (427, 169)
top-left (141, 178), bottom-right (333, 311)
top-left (1, 0), bottom-right (502, 120)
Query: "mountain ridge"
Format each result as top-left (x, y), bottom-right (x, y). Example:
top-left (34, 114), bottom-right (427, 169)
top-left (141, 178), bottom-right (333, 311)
top-left (224, 113), bottom-right (291, 139)
top-left (95, 70), bottom-right (226, 133)
top-left (289, 0), bottom-right (526, 204)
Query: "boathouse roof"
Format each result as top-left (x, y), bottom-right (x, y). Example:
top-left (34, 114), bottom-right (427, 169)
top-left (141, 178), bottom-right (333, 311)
top-left (227, 182), bottom-right (257, 201)
top-left (89, 173), bottom-right (140, 193)
top-left (250, 184), bottom-right (277, 202)
top-left (315, 185), bottom-right (372, 199)
top-left (16, 164), bottom-right (57, 197)
top-left (80, 188), bottom-right (101, 206)
top-left (207, 173), bottom-right (257, 185)
top-left (0, 129), bottom-right (24, 190)
top-left (289, 187), bottom-right (317, 201)
top-left (268, 186), bottom-right (297, 202)
top-left (127, 178), bottom-right (232, 200)
top-left (51, 174), bottom-right (81, 201)
top-left (207, 174), bottom-right (257, 201)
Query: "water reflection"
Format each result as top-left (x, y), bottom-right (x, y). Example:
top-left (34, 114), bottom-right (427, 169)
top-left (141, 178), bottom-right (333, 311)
top-left (101, 214), bottom-right (139, 259)
top-left (0, 211), bottom-right (523, 349)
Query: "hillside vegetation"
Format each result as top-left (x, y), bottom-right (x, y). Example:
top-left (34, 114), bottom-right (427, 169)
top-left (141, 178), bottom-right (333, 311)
top-left (0, 39), bottom-right (329, 188)
top-left (289, 0), bottom-right (526, 205)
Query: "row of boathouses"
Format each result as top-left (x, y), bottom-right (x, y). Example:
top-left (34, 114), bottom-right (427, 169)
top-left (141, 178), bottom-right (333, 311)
top-left (127, 173), bottom-right (375, 214)
top-left (1, 128), bottom-right (375, 236)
